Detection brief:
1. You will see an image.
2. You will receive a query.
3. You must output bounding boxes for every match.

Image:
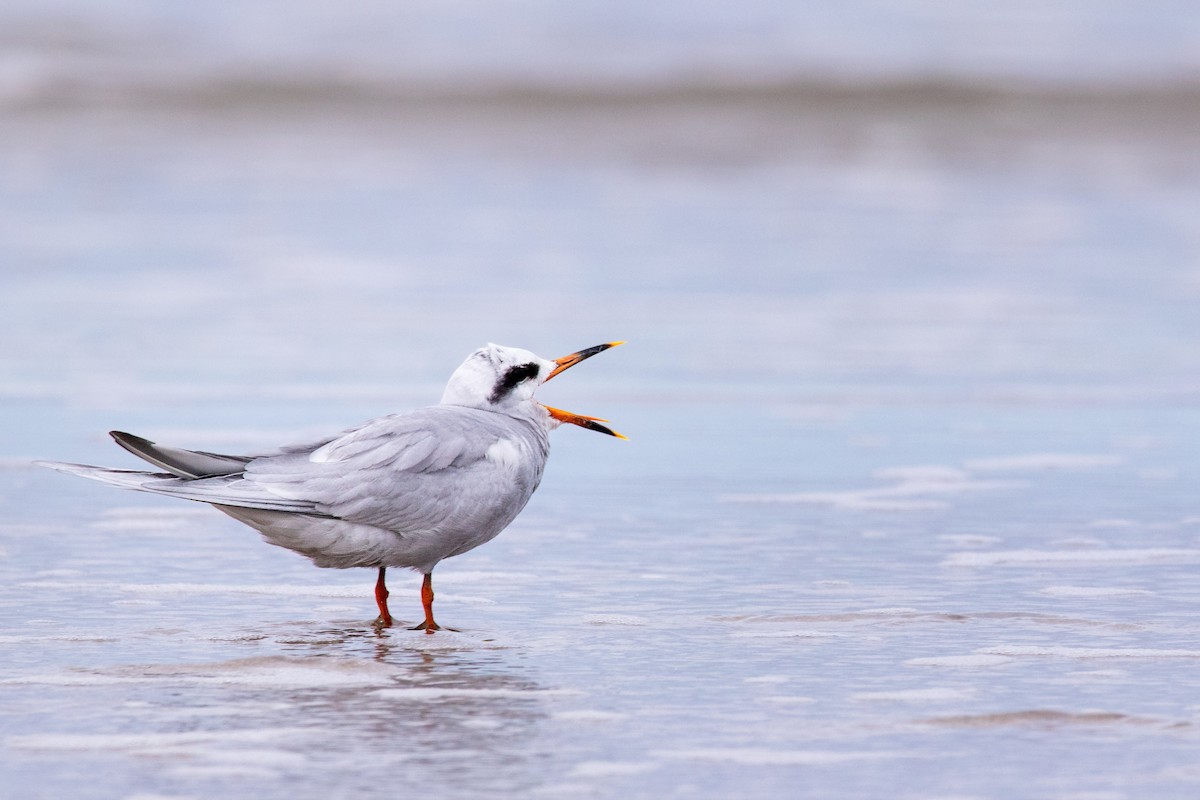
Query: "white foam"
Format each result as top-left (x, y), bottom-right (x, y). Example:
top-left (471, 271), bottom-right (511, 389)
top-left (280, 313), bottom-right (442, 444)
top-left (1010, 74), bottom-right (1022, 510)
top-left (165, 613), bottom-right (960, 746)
top-left (152, 657), bottom-right (399, 687)
top-left (84, 506), bottom-right (211, 533)
top-left (943, 548), bottom-right (1200, 568)
top-left (388, 635), bottom-right (488, 653)
top-left (0, 634), bottom-right (118, 645)
top-left (938, 534), bottom-right (1003, 547)
top-left (151, 702), bottom-right (293, 720)
top-left (19, 580), bottom-right (366, 598)
top-left (873, 465), bottom-right (970, 482)
top-left (175, 747), bottom-right (305, 769)
top-left (552, 710), bottom-right (627, 722)
top-left (852, 687), bottom-right (975, 702)
top-left (757, 695), bottom-right (815, 706)
top-left (3, 656), bottom-right (398, 688)
top-left (0, 673), bottom-right (133, 686)
top-left (1066, 669), bottom-right (1127, 680)
top-left (435, 593), bottom-right (497, 606)
top-left (905, 654), bottom-right (1014, 667)
top-left (1038, 586), bottom-right (1153, 598)
top-left (164, 765), bottom-right (283, 780)
top-left (459, 718), bottom-right (504, 731)
top-left (431, 571), bottom-right (537, 583)
top-left (722, 470), bottom-right (1016, 512)
top-left (7, 727), bottom-right (306, 752)
top-left (730, 629), bottom-right (842, 639)
top-left (964, 453), bottom-right (1123, 472)
top-left (654, 748), bottom-right (906, 766)
top-left (373, 687), bottom-right (583, 700)
top-left (721, 493), bottom-right (948, 511)
top-left (884, 477), bottom-right (1021, 497)
top-left (568, 761), bottom-right (656, 778)
top-left (582, 614), bottom-right (649, 626)
top-left (981, 645), bottom-right (1200, 659)
top-left (313, 604), bottom-right (358, 614)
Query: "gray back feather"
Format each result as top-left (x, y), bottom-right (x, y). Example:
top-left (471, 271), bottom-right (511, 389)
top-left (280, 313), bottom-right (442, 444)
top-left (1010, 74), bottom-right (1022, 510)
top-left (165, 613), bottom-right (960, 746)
top-left (245, 406), bottom-right (550, 533)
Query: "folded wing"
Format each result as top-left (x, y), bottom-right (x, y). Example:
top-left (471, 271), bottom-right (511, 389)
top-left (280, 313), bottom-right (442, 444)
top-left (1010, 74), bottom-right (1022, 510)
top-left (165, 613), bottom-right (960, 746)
top-left (43, 406), bottom-right (547, 543)
top-left (245, 406), bottom-right (544, 532)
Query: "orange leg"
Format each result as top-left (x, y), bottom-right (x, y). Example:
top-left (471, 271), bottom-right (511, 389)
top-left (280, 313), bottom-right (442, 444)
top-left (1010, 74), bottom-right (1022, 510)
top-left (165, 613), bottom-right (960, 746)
top-left (374, 567), bottom-right (393, 627)
top-left (409, 572), bottom-right (441, 633)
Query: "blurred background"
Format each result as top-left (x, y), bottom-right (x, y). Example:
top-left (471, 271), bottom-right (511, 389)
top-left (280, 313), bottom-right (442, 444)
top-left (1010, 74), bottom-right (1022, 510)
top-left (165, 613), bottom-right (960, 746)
top-left (3, 3), bottom-right (1200, 799)
top-left (2, 0), bottom-right (1199, 413)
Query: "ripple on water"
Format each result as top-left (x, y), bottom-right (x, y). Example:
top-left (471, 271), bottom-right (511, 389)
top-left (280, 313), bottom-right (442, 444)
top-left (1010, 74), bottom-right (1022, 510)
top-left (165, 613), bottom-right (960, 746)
top-left (943, 549), bottom-right (1200, 568)
top-left (2, 655), bottom-right (400, 688)
top-left (1037, 586), bottom-right (1154, 598)
top-left (7, 727), bottom-right (313, 782)
top-left (980, 645), bottom-right (1200, 660)
top-left (920, 710), bottom-right (1186, 730)
top-left (905, 654), bottom-right (1016, 668)
top-left (652, 748), bottom-right (912, 766)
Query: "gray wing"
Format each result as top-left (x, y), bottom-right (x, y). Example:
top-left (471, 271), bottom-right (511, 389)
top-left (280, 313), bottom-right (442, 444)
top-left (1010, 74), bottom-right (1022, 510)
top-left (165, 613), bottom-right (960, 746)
top-left (244, 406), bottom-right (548, 533)
top-left (110, 431), bottom-right (253, 478)
top-left (46, 407), bottom-right (547, 536)
top-left (108, 426), bottom-right (376, 479)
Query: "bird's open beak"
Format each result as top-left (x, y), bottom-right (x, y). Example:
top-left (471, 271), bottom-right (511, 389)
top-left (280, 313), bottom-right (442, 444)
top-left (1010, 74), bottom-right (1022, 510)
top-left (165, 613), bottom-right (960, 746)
top-left (541, 341), bottom-right (627, 439)
top-left (545, 341), bottom-right (625, 381)
top-left (543, 406), bottom-right (628, 440)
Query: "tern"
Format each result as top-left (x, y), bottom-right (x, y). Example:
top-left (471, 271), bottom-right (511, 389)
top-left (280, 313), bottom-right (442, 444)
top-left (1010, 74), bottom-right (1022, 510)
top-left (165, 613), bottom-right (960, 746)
top-left (42, 342), bottom-right (625, 631)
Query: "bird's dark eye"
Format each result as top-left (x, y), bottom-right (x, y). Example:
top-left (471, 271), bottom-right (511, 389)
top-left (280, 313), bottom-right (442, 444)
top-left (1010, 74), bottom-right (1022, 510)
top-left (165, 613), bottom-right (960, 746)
top-left (489, 362), bottom-right (541, 403)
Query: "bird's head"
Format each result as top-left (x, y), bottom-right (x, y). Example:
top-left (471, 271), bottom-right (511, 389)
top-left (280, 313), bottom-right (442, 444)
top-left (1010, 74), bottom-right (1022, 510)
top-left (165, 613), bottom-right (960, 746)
top-left (441, 342), bottom-right (626, 439)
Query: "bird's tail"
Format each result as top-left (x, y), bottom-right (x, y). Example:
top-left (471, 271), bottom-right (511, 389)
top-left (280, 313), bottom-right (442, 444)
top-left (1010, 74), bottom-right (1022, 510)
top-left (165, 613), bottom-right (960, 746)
top-left (37, 459), bottom-right (320, 513)
top-left (35, 461), bottom-right (174, 491)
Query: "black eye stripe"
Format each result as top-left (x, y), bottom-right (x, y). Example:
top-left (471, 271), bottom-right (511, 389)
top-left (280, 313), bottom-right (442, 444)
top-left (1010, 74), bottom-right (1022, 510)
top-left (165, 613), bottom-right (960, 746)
top-left (489, 362), bottom-right (541, 403)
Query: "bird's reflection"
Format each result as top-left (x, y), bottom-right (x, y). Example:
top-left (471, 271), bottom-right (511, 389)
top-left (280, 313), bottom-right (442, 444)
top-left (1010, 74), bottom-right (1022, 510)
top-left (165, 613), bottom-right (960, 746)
top-left (254, 620), bottom-right (552, 786)
top-left (16, 619), bottom-right (564, 797)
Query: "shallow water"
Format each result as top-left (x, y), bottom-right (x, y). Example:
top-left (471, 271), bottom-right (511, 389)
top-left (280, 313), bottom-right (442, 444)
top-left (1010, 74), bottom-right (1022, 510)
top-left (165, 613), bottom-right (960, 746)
top-left (6, 402), bottom-right (1200, 799)
top-left (4, 5), bottom-right (1200, 799)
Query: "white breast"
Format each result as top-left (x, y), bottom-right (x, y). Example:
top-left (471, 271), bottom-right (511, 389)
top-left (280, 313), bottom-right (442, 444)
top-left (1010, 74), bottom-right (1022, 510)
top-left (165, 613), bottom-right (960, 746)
top-left (485, 439), bottom-right (523, 471)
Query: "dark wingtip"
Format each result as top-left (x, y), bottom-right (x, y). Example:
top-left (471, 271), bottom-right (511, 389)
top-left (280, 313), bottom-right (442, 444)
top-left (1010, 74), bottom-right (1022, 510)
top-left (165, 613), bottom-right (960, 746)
top-left (110, 431), bottom-right (157, 461)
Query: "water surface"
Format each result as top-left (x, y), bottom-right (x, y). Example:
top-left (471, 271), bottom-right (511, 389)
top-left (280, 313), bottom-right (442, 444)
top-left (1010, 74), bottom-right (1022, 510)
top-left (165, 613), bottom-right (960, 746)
top-left (3, 4), bottom-right (1200, 798)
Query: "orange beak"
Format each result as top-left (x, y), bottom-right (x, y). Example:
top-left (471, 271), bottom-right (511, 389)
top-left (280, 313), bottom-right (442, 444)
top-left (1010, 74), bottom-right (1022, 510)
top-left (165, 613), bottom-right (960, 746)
top-left (543, 405), bottom-right (628, 440)
top-left (541, 341), bottom-right (626, 439)
top-left (545, 341), bottom-right (625, 381)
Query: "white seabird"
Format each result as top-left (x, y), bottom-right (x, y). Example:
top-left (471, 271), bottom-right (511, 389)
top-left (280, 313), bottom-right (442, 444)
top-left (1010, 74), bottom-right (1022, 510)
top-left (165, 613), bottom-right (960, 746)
top-left (42, 342), bottom-right (625, 631)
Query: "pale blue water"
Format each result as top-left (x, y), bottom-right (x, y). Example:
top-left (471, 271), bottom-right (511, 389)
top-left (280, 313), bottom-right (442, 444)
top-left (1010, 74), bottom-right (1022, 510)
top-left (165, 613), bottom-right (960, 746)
top-left (3, 4), bottom-right (1200, 799)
